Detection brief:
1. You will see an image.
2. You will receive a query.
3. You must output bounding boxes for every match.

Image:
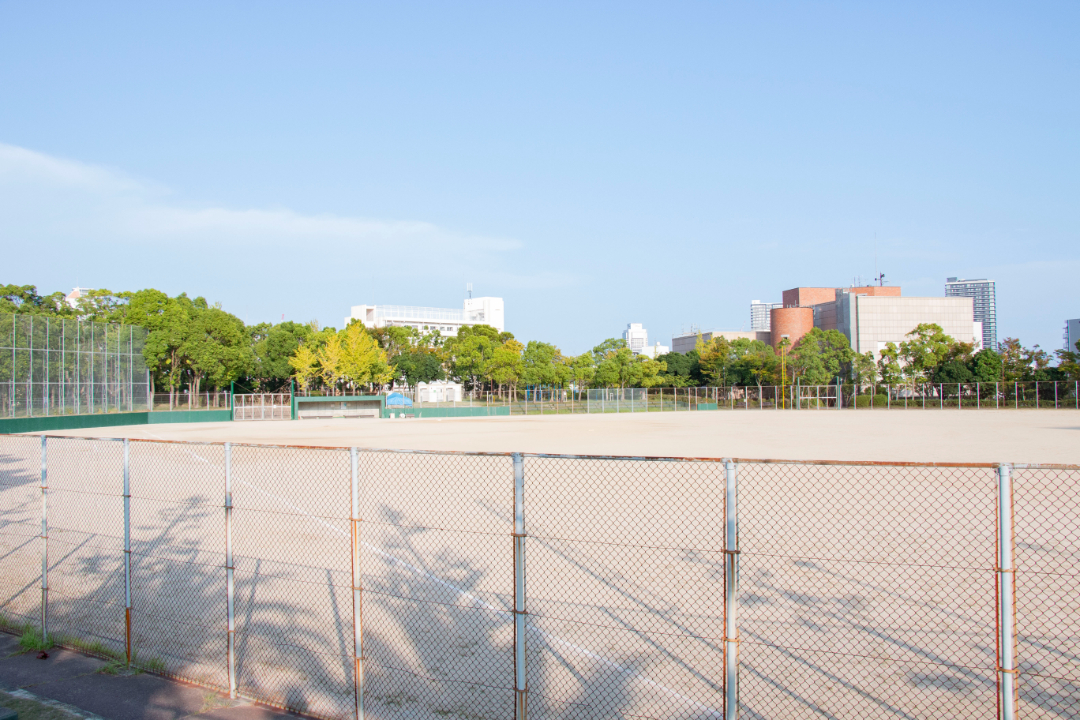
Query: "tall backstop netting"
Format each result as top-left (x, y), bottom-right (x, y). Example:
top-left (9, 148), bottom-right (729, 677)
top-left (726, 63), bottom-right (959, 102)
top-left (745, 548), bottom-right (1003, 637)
top-left (0, 314), bottom-right (150, 418)
top-left (0, 436), bottom-right (1076, 719)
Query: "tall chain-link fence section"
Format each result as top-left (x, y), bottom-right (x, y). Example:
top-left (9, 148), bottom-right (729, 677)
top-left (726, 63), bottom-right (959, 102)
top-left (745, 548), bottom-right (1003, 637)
top-left (0, 434), bottom-right (43, 628)
top-left (0, 435), bottom-right (1076, 719)
top-left (737, 461), bottom-right (1000, 718)
top-left (1013, 466), bottom-right (1080, 718)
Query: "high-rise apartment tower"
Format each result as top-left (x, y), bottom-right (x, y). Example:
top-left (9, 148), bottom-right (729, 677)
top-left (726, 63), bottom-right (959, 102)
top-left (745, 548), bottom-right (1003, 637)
top-left (750, 301), bottom-right (782, 331)
top-left (946, 278), bottom-right (996, 350)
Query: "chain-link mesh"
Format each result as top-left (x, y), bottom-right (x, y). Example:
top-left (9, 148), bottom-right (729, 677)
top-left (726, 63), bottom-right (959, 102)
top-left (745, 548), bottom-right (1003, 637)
top-left (0, 435), bottom-right (42, 628)
top-left (230, 444), bottom-right (353, 718)
top-left (1013, 466), bottom-right (1080, 719)
top-left (46, 437), bottom-right (126, 657)
top-left (526, 456), bottom-right (726, 718)
top-left (737, 462), bottom-right (999, 719)
top-left (359, 449), bottom-right (516, 718)
top-left (128, 439), bottom-right (225, 686)
top-left (0, 436), bottom-right (1077, 720)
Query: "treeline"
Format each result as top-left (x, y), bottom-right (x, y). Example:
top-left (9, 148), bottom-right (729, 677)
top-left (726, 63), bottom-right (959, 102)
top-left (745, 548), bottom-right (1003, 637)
top-left (4, 284), bottom-right (1077, 397)
top-left (674, 326), bottom-right (1079, 387)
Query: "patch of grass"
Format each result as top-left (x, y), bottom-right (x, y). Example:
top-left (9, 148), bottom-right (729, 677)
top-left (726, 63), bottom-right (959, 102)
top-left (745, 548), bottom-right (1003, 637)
top-left (133, 654), bottom-right (166, 674)
top-left (19, 626), bottom-right (53, 653)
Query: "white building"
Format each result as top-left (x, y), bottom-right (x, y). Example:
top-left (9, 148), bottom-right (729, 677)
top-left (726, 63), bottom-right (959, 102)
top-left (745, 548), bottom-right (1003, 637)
top-left (345, 297), bottom-right (504, 335)
top-left (1065, 318), bottom-right (1080, 352)
top-left (750, 301), bottom-right (782, 331)
top-left (624, 323), bottom-right (649, 355)
top-left (416, 380), bottom-right (463, 403)
top-left (64, 287), bottom-right (93, 308)
top-left (946, 278), bottom-right (996, 350)
top-left (638, 342), bottom-right (670, 359)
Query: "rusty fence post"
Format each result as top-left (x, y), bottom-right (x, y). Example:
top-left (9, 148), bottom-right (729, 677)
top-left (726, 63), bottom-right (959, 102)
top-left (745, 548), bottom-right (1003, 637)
top-left (513, 453), bottom-right (528, 719)
top-left (39, 435), bottom-right (48, 644)
top-left (724, 459), bottom-right (740, 720)
top-left (996, 463), bottom-right (1017, 720)
top-left (225, 443), bottom-right (236, 699)
top-left (350, 447), bottom-right (365, 720)
top-left (123, 438), bottom-right (132, 664)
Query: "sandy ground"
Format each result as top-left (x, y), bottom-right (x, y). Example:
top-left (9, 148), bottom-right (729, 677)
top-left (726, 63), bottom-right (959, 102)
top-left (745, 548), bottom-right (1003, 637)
top-left (38, 409), bottom-right (1080, 465)
top-left (2, 413), bottom-right (1077, 718)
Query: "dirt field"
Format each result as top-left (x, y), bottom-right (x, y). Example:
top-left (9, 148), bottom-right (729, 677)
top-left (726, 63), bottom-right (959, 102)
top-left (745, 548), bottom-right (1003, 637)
top-left (2, 412), bottom-right (1077, 718)
top-left (41, 408), bottom-right (1080, 464)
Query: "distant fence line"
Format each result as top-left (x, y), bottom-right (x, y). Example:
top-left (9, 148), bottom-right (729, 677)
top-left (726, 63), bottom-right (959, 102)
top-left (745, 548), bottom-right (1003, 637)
top-left (373, 381), bottom-right (1080, 415)
top-left (0, 435), bottom-right (1076, 718)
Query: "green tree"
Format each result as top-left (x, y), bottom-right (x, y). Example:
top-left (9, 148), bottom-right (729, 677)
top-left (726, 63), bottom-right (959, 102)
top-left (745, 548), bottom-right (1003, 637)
top-left (392, 348), bottom-right (446, 388)
top-left (289, 345), bottom-right (320, 394)
top-left (898, 323), bottom-right (956, 383)
top-left (877, 343), bottom-right (903, 385)
top-left (249, 321), bottom-right (312, 390)
top-left (970, 349), bottom-right (1003, 382)
top-left (0, 284), bottom-right (75, 316)
top-left (569, 354), bottom-right (596, 396)
top-left (851, 351), bottom-right (877, 386)
top-left (697, 336), bottom-right (732, 386)
top-left (489, 339), bottom-right (525, 398)
top-left (522, 341), bottom-right (561, 388)
top-left (443, 325), bottom-right (505, 394)
top-left (1056, 341), bottom-right (1080, 381)
top-left (727, 339), bottom-right (777, 386)
top-left (790, 328), bottom-right (853, 385)
top-left (182, 306), bottom-right (252, 397)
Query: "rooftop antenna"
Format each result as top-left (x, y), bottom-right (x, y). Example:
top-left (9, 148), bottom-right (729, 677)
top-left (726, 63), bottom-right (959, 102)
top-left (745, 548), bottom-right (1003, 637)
top-left (466, 282), bottom-right (473, 299)
top-left (874, 233), bottom-right (878, 287)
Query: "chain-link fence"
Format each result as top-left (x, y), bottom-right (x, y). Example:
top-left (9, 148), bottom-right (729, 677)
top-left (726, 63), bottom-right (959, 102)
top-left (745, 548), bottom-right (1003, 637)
top-left (0, 436), bottom-right (1076, 719)
top-left (0, 314), bottom-right (150, 419)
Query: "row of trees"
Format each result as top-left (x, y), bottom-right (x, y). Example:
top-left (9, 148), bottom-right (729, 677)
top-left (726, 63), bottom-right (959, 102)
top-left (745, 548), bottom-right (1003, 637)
top-left (5, 284), bottom-right (1076, 398)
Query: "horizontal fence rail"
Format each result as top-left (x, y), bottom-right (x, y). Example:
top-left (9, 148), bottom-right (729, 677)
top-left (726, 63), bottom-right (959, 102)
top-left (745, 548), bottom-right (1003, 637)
top-left (0, 436), bottom-right (1076, 719)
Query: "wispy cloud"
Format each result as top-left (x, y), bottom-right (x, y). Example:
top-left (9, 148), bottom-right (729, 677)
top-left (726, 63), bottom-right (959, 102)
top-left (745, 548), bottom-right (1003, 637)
top-left (0, 141), bottom-right (524, 257)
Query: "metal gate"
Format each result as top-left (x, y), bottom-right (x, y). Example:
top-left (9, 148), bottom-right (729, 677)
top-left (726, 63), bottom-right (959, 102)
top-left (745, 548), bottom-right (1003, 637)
top-left (232, 394), bottom-right (291, 421)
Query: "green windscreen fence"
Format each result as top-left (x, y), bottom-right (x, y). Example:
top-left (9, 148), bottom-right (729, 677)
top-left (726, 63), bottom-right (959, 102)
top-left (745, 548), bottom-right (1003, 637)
top-left (0, 313), bottom-right (150, 419)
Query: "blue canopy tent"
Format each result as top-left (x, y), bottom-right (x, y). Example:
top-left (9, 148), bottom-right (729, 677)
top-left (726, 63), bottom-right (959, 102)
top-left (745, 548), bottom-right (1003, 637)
top-left (386, 392), bottom-right (413, 407)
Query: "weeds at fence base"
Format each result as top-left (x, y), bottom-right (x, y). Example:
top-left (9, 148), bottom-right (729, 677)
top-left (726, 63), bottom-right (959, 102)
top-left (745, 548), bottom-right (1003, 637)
top-left (0, 613), bottom-right (164, 674)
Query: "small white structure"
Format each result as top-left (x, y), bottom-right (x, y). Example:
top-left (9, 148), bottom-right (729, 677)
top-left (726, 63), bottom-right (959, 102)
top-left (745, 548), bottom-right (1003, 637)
top-left (638, 342), bottom-right (670, 359)
top-left (624, 323), bottom-right (649, 355)
top-left (345, 297), bottom-right (504, 335)
top-left (65, 287), bottom-right (93, 308)
top-left (417, 380), bottom-right (463, 403)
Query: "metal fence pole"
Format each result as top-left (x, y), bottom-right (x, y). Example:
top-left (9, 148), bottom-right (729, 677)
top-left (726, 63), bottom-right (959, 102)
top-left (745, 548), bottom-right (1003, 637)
top-left (723, 459), bottom-right (739, 720)
top-left (996, 463), bottom-right (1017, 720)
top-left (39, 435), bottom-right (48, 643)
top-left (225, 443), bottom-right (236, 699)
top-left (513, 453), bottom-right (528, 719)
top-left (123, 438), bottom-right (132, 664)
top-left (350, 447), bottom-right (365, 720)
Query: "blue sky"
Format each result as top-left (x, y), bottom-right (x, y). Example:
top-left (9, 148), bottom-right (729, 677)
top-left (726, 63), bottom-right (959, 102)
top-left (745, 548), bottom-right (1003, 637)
top-left (1, 1), bottom-right (1077, 354)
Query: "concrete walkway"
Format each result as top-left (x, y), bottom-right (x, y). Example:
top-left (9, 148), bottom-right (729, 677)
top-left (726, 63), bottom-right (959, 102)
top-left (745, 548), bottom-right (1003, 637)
top-left (0, 633), bottom-right (295, 720)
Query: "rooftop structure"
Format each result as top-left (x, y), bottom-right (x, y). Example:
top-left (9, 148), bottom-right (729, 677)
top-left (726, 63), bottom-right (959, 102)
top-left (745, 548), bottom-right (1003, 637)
top-left (345, 296), bottom-right (504, 335)
top-left (946, 278), bottom-right (997, 350)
